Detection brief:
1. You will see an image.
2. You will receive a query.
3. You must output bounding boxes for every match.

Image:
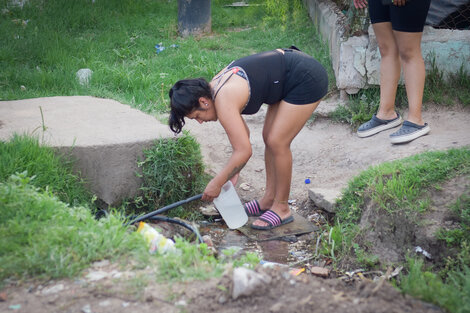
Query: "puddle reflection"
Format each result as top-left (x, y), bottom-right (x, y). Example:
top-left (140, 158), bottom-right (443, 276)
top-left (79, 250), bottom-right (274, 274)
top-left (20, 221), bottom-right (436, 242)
top-left (200, 224), bottom-right (291, 265)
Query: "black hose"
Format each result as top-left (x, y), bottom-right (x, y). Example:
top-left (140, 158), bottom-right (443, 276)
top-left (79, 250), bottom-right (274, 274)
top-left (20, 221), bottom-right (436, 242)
top-left (124, 194), bottom-right (204, 244)
top-left (125, 193), bottom-right (203, 226)
top-left (148, 215), bottom-right (204, 244)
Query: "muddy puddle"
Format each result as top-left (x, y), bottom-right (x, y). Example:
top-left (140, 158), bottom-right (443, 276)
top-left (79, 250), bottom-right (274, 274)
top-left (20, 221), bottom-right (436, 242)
top-left (200, 222), bottom-right (293, 264)
top-left (156, 201), bottom-right (331, 267)
top-left (141, 198), bottom-right (333, 271)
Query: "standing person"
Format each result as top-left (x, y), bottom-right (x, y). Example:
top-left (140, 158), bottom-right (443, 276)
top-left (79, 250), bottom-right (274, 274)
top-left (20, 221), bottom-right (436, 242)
top-left (354, 0), bottom-right (431, 144)
top-left (169, 48), bottom-right (328, 230)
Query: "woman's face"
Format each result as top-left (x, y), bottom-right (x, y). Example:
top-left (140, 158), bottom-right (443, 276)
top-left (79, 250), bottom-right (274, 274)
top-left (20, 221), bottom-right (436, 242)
top-left (186, 102), bottom-right (217, 124)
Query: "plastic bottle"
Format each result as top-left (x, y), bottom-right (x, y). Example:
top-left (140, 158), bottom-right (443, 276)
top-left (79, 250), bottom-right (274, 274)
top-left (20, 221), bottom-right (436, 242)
top-left (213, 181), bottom-right (248, 229)
top-left (137, 222), bottom-right (176, 254)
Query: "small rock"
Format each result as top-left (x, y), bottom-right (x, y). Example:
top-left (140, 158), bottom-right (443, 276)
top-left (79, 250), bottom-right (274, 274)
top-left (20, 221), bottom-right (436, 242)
top-left (47, 295), bottom-right (59, 304)
top-left (200, 205), bottom-right (220, 216)
top-left (308, 188), bottom-right (342, 213)
top-left (239, 183), bottom-right (251, 191)
top-left (270, 302), bottom-right (284, 312)
top-left (218, 295), bottom-right (227, 304)
top-left (309, 266), bottom-right (330, 278)
top-left (202, 235), bottom-right (214, 247)
top-left (41, 283), bottom-right (65, 295)
top-left (92, 260), bottom-right (110, 268)
top-left (175, 299), bottom-right (187, 306)
top-left (0, 292), bottom-right (7, 301)
top-left (20, 85), bottom-right (26, 91)
top-left (85, 270), bottom-right (108, 281)
top-left (81, 304), bottom-right (92, 313)
top-left (99, 300), bottom-right (111, 307)
top-left (76, 68), bottom-right (93, 86)
top-left (232, 267), bottom-right (271, 299)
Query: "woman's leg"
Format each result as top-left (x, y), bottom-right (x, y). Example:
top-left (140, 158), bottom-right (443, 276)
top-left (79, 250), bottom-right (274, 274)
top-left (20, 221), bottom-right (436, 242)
top-left (373, 22), bottom-right (401, 120)
top-left (252, 100), bottom-right (320, 228)
top-left (393, 30), bottom-right (425, 125)
top-left (258, 102), bottom-right (280, 211)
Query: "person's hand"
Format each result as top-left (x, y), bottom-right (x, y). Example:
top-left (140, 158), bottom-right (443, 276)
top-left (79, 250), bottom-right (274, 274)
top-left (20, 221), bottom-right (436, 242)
top-left (202, 178), bottom-right (222, 202)
top-left (393, 0), bottom-right (407, 7)
top-left (392, 0), bottom-right (406, 6)
top-left (353, 0), bottom-right (368, 9)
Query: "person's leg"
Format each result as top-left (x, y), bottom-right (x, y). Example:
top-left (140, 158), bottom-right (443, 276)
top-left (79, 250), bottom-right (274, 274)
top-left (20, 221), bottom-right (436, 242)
top-left (257, 102), bottom-right (280, 211)
top-left (393, 30), bottom-right (425, 125)
top-left (357, 21), bottom-right (403, 138)
top-left (252, 100), bottom-right (320, 228)
top-left (373, 22), bottom-right (401, 120)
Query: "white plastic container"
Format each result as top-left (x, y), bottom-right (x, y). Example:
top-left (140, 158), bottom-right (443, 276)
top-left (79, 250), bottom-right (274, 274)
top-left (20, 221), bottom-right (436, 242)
top-left (213, 181), bottom-right (248, 229)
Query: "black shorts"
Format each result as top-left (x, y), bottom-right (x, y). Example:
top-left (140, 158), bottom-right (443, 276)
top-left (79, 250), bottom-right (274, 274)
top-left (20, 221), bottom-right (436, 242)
top-left (369, 0), bottom-right (431, 32)
top-left (282, 49), bottom-right (328, 105)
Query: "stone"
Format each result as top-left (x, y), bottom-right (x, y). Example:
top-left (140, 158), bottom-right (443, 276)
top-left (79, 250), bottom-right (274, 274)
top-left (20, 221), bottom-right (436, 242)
top-left (309, 266), bottom-right (330, 278)
top-left (76, 68), bottom-right (93, 86)
top-left (232, 268), bottom-right (271, 299)
top-left (0, 96), bottom-right (173, 206)
top-left (308, 188), bottom-right (342, 213)
top-left (41, 284), bottom-right (65, 295)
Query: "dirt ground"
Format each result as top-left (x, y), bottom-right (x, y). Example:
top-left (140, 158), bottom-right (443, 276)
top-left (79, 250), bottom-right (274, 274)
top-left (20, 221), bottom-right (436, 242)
top-left (186, 101), bottom-right (470, 203)
top-left (1, 99), bottom-right (469, 313)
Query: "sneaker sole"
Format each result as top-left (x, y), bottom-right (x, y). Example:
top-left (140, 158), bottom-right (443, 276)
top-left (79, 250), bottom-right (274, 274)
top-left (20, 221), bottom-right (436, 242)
top-left (390, 125), bottom-right (431, 144)
top-left (357, 116), bottom-right (403, 138)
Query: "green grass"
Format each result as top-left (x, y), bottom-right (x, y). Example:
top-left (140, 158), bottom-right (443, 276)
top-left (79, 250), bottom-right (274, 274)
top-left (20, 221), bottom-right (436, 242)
top-left (336, 148), bottom-right (470, 225)
top-left (136, 131), bottom-right (210, 219)
top-left (0, 0), bottom-right (334, 114)
top-left (0, 171), bottom-right (259, 285)
top-left (400, 259), bottom-right (470, 313)
top-left (0, 135), bottom-right (258, 285)
top-left (0, 134), bottom-right (94, 208)
top-left (0, 172), bottom-right (147, 282)
top-left (320, 147), bottom-right (470, 312)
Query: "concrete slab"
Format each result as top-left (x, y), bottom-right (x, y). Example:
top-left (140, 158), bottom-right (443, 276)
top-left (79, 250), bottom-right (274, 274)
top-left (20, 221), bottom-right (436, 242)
top-left (308, 188), bottom-right (342, 213)
top-left (0, 96), bottom-right (173, 206)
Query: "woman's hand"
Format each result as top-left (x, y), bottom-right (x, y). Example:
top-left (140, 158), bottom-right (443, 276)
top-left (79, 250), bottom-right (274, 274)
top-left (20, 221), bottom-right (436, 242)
top-left (393, 0), bottom-right (406, 6)
top-left (202, 178), bottom-right (222, 202)
top-left (353, 0), bottom-right (368, 9)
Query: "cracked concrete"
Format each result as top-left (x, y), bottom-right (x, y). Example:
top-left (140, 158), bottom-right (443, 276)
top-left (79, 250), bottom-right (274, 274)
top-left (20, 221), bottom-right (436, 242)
top-left (0, 96), bottom-right (173, 206)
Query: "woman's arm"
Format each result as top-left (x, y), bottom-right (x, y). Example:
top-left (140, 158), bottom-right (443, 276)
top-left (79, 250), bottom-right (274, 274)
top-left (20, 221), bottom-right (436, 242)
top-left (202, 77), bottom-right (251, 202)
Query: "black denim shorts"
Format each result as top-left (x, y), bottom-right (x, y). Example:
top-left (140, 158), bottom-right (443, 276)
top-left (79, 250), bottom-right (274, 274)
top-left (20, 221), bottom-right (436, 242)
top-left (369, 0), bottom-right (431, 32)
top-left (282, 49), bottom-right (328, 105)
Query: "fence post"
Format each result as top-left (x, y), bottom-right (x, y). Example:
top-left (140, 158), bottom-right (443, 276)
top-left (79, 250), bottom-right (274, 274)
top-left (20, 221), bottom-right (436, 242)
top-left (178, 0), bottom-right (211, 37)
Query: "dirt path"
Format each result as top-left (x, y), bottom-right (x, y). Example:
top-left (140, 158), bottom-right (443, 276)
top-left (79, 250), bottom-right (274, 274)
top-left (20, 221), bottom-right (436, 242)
top-left (186, 101), bottom-right (470, 203)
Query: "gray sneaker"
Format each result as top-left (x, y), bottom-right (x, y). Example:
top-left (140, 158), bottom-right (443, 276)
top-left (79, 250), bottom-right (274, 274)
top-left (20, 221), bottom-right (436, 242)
top-left (389, 121), bottom-right (430, 144)
top-left (357, 113), bottom-right (402, 138)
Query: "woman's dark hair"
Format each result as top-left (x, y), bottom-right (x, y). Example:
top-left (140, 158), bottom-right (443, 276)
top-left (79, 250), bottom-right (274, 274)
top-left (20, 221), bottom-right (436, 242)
top-left (168, 78), bottom-right (212, 134)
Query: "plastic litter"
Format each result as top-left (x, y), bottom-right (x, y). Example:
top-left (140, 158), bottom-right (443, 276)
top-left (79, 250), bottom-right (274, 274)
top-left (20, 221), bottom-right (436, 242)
top-left (137, 222), bottom-right (176, 254)
top-left (415, 246), bottom-right (432, 259)
top-left (8, 304), bottom-right (21, 310)
top-left (155, 43), bottom-right (165, 54)
top-left (304, 178), bottom-right (311, 184)
top-left (155, 43), bottom-right (179, 54)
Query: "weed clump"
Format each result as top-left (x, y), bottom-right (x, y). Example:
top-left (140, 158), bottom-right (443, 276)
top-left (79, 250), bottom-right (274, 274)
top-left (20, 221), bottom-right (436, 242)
top-left (136, 131), bottom-right (210, 219)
